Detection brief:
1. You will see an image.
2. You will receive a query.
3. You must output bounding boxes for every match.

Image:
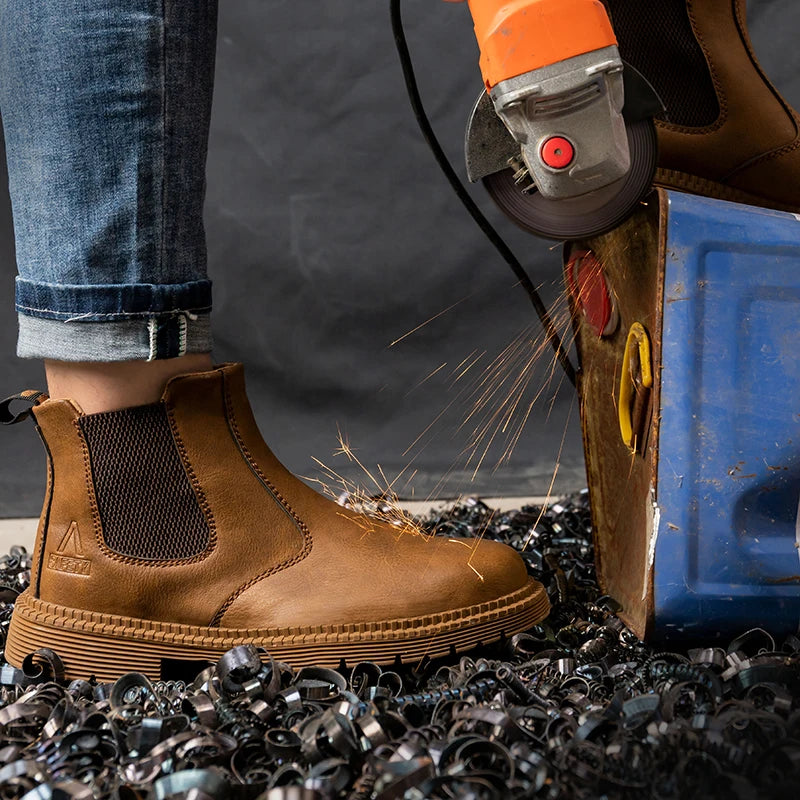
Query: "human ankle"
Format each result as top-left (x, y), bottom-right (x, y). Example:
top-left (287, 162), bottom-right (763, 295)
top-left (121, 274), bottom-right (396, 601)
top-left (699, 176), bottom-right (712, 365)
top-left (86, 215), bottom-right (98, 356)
top-left (44, 353), bottom-right (214, 414)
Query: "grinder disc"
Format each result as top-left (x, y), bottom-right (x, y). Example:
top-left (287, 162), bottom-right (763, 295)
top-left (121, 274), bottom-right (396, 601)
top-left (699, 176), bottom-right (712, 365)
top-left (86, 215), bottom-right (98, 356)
top-left (483, 118), bottom-right (658, 240)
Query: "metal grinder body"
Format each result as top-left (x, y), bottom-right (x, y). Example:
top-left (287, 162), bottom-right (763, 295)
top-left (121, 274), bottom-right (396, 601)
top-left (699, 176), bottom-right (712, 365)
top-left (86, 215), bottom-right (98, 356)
top-left (461, 0), bottom-right (660, 239)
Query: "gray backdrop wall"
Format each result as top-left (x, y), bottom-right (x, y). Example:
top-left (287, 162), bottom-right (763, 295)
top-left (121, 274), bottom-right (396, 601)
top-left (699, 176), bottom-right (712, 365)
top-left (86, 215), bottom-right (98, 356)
top-left (0, 1), bottom-right (797, 517)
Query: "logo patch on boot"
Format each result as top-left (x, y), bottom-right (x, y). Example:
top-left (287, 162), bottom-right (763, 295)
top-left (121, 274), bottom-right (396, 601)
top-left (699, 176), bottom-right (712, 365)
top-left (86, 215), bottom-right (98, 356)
top-left (48, 521), bottom-right (92, 576)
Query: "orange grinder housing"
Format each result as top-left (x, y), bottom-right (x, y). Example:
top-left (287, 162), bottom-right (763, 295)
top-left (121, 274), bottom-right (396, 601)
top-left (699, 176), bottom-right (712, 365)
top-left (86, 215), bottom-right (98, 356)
top-left (467, 0), bottom-right (618, 90)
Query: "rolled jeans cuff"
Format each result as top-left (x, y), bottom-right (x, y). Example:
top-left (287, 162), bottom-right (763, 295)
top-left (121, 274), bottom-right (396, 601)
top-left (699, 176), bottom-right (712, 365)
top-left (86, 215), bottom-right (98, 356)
top-left (16, 278), bottom-right (213, 361)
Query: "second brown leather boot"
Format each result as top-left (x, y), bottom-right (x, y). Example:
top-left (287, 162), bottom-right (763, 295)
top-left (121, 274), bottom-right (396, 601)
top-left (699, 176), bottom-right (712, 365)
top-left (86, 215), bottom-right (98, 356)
top-left (606, 0), bottom-right (800, 211)
top-left (4, 363), bottom-right (549, 681)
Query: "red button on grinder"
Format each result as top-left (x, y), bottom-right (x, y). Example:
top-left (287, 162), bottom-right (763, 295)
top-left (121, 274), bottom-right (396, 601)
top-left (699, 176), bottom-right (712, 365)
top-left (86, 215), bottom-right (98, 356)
top-left (541, 136), bottom-right (574, 169)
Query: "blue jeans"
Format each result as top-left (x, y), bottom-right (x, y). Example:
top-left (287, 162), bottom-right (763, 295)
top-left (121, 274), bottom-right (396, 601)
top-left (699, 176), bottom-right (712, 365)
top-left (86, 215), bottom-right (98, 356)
top-left (0, 0), bottom-right (217, 361)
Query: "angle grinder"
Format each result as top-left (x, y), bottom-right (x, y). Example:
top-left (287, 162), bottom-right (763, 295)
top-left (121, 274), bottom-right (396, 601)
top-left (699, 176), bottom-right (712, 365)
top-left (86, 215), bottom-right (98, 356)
top-left (462, 0), bottom-right (663, 240)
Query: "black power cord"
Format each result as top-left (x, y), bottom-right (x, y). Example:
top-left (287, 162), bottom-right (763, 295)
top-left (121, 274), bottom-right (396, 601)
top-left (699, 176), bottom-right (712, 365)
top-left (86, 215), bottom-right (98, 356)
top-left (390, 0), bottom-right (577, 388)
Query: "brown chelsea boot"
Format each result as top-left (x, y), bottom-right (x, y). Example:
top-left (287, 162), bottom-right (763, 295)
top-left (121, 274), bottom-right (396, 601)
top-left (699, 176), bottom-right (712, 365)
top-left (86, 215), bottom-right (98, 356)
top-left (3, 363), bottom-right (549, 681)
top-left (606, 0), bottom-right (800, 211)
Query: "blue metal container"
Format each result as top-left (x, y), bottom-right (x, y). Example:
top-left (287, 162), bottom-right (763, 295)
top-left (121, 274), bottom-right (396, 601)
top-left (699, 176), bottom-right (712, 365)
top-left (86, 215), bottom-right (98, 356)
top-left (655, 191), bottom-right (800, 639)
top-left (571, 189), bottom-right (800, 640)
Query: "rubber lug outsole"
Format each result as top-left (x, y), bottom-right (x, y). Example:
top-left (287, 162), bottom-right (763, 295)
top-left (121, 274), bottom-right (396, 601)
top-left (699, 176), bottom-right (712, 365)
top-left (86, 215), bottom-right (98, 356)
top-left (6, 579), bottom-right (550, 681)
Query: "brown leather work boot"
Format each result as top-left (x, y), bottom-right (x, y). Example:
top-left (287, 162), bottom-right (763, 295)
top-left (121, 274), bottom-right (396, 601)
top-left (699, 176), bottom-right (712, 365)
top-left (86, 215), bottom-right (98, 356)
top-left (606, 0), bottom-right (800, 211)
top-left (3, 364), bottom-right (549, 681)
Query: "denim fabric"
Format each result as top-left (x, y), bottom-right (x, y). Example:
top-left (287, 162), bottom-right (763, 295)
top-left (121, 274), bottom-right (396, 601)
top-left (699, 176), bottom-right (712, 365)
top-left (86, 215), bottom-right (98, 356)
top-left (0, 0), bottom-right (218, 360)
top-left (18, 313), bottom-right (212, 361)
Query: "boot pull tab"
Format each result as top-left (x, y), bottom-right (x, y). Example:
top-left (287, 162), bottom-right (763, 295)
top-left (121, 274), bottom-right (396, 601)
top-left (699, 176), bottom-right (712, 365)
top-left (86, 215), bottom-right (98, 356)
top-left (0, 390), bottom-right (48, 425)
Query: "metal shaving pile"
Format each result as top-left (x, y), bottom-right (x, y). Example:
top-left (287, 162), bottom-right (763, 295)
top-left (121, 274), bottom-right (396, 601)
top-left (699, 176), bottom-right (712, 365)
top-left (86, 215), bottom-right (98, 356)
top-left (1, 492), bottom-right (800, 799)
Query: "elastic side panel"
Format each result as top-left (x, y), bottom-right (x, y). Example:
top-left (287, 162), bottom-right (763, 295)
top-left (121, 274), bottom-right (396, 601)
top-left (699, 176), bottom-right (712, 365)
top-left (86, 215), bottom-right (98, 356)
top-left (603, 0), bottom-right (720, 127)
top-left (79, 403), bottom-right (210, 560)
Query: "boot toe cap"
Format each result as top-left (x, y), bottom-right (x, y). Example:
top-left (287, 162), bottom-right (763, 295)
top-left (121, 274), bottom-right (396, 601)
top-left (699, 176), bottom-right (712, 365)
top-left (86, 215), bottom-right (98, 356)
top-left (218, 530), bottom-right (534, 630)
top-left (436, 536), bottom-right (530, 604)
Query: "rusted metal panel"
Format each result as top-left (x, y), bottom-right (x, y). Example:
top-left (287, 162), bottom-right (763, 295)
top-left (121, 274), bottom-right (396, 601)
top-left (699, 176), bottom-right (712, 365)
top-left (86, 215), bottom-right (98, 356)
top-left (570, 189), bottom-right (800, 640)
top-left (567, 190), bottom-right (666, 638)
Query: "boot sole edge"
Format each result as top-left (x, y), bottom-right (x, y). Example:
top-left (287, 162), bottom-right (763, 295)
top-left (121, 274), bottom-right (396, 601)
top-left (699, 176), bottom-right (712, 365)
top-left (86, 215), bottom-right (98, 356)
top-left (5, 580), bottom-right (549, 680)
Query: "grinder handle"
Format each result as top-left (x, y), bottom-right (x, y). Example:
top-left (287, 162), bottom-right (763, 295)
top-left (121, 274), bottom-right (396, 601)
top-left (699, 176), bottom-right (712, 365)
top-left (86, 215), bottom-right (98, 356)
top-left (465, 0), bottom-right (617, 89)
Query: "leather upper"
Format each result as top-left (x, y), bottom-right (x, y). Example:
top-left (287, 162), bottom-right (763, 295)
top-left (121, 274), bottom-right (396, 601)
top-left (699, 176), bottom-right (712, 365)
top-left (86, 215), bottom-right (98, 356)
top-left (655, 0), bottom-right (800, 207)
top-left (30, 364), bottom-right (530, 630)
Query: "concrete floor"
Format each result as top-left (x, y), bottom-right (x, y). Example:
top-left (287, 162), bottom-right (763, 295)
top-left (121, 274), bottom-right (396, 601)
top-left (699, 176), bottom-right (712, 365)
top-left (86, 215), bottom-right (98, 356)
top-left (0, 495), bottom-right (552, 554)
top-left (0, 518), bottom-right (38, 554)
